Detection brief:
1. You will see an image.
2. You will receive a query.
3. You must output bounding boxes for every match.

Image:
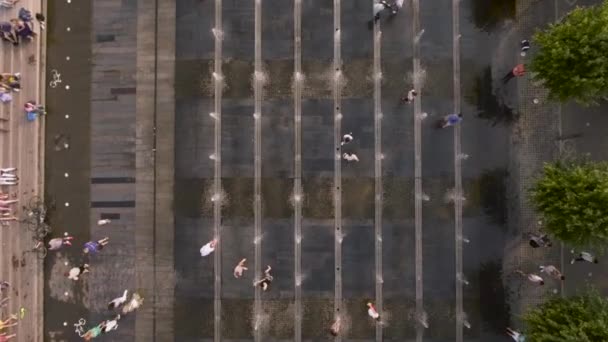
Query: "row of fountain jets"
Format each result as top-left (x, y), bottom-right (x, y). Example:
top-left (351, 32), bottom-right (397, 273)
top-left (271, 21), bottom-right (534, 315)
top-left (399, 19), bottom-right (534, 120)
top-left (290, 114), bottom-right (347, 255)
top-left (210, 20), bottom-right (473, 332)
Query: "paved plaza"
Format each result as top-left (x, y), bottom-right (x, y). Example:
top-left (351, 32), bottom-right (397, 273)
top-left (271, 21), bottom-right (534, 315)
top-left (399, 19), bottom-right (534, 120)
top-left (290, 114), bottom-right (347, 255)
top-left (17, 0), bottom-right (608, 341)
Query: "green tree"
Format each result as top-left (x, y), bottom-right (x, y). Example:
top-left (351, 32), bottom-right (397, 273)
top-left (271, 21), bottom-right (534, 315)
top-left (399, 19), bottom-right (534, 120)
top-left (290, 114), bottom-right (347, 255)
top-left (530, 161), bottom-right (608, 248)
top-left (523, 291), bottom-right (608, 341)
top-left (531, 1), bottom-right (608, 105)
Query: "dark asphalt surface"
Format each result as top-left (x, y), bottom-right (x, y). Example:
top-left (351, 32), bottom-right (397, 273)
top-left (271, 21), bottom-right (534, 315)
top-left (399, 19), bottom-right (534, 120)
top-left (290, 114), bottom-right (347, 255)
top-left (41, 0), bottom-right (575, 340)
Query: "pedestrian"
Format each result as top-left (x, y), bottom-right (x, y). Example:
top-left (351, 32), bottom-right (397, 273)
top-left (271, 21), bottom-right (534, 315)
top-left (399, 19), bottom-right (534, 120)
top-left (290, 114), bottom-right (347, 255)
top-left (342, 152), bottom-right (359, 162)
top-left (83, 237), bottom-right (110, 254)
top-left (102, 315), bottom-right (120, 333)
top-left (47, 235), bottom-right (74, 251)
top-left (97, 219), bottom-right (111, 226)
top-left (82, 323), bottom-right (104, 341)
top-left (521, 39), bottom-right (530, 55)
top-left (253, 265), bottom-right (273, 291)
top-left (502, 64), bottom-right (525, 84)
top-left (506, 327), bottom-right (526, 342)
top-left (528, 232), bottom-right (551, 248)
top-left (400, 88), bottom-right (417, 104)
top-left (571, 251), bottom-right (598, 264)
top-left (516, 270), bottom-right (544, 285)
top-left (439, 113), bottom-right (463, 128)
top-left (0, 281), bottom-right (9, 292)
top-left (0, 314), bottom-right (17, 331)
top-left (329, 317), bottom-right (341, 336)
top-left (66, 263), bottom-right (90, 281)
top-left (340, 132), bottom-right (353, 146)
top-left (367, 302), bottom-right (380, 321)
top-left (0, 332), bottom-right (16, 342)
top-left (539, 265), bottom-right (565, 280)
top-left (11, 19), bottom-right (33, 41)
top-left (35, 13), bottom-right (45, 31)
top-left (122, 293), bottom-right (143, 315)
top-left (0, 21), bottom-right (17, 45)
top-left (0, 0), bottom-right (19, 9)
top-left (233, 258), bottom-right (248, 278)
top-left (368, 1), bottom-right (393, 28)
top-left (108, 290), bottom-right (128, 310)
top-left (199, 238), bottom-right (217, 257)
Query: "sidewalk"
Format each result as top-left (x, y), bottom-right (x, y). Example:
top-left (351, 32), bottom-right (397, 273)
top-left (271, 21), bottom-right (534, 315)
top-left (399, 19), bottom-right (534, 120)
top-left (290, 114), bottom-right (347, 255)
top-left (504, 0), bottom-right (608, 327)
top-left (0, 0), bottom-right (45, 341)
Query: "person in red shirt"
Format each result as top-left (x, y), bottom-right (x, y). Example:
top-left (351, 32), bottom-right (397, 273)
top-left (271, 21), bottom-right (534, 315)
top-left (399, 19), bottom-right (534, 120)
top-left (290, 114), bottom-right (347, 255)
top-left (502, 64), bottom-right (525, 84)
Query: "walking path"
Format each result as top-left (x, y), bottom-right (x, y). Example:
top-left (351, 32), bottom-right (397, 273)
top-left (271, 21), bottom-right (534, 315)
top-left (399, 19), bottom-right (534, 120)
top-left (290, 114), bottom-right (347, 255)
top-left (0, 0), bottom-right (45, 341)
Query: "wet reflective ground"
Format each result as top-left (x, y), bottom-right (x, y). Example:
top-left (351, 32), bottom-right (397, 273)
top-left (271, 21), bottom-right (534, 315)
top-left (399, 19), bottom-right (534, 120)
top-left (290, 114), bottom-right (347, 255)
top-left (175, 0), bottom-right (511, 341)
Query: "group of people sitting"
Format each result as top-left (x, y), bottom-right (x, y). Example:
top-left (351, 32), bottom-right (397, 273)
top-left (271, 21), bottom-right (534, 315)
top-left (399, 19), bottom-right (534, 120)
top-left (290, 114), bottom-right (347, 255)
top-left (0, 7), bottom-right (42, 46)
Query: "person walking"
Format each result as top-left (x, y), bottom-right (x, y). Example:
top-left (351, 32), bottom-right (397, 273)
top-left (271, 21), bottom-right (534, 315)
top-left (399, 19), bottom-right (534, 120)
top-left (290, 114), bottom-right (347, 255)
top-left (48, 235), bottom-right (74, 251)
top-left (369, 1), bottom-right (393, 28)
top-left (528, 232), bottom-right (551, 248)
top-left (108, 290), bottom-right (128, 310)
top-left (83, 237), bottom-right (110, 254)
top-left (439, 113), bottom-right (463, 128)
top-left (506, 327), bottom-right (526, 342)
top-left (0, 332), bottom-right (17, 342)
top-left (502, 64), bottom-right (525, 84)
top-left (67, 264), bottom-right (90, 281)
top-left (233, 258), bottom-right (248, 278)
top-left (329, 317), bottom-right (341, 336)
top-left (516, 270), bottom-right (544, 285)
top-left (199, 238), bottom-right (217, 257)
top-left (97, 219), bottom-right (111, 226)
top-left (0, 314), bottom-right (18, 331)
top-left (341, 132), bottom-right (353, 146)
top-left (520, 40), bottom-right (530, 56)
top-left (367, 302), bottom-right (380, 321)
top-left (342, 152), bottom-right (359, 162)
top-left (122, 293), bottom-right (144, 315)
top-left (253, 265), bottom-right (273, 291)
top-left (539, 265), bottom-right (565, 280)
top-left (102, 315), bottom-right (120, 333)
top-left (400, 88), bottom-right (417, 104)
top-left (571, 251), bottom-right (598, 264)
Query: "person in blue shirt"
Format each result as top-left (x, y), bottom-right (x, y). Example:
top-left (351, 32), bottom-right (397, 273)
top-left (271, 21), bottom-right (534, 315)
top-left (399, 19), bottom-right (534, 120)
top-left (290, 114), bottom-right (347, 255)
top-left (440, 113), bottom-right (463, 128)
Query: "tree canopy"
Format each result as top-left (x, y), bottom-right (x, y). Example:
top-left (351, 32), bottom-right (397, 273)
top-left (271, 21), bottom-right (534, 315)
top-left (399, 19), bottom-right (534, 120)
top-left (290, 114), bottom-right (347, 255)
top-left (530, 161), bottom-right (608, 248)
top-left (523, 291), bottom-right (608, 341)
top-left (530, 1), bottom-right (608, 105)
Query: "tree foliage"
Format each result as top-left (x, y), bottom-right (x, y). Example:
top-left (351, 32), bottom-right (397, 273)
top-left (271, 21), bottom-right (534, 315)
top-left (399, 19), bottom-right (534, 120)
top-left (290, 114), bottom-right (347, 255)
top-left (530, 161), bottom-right (608, 248)
top-left (531, 1), bottom-right (608, 105)
top-left (523, 291), bottom-right (608, 342)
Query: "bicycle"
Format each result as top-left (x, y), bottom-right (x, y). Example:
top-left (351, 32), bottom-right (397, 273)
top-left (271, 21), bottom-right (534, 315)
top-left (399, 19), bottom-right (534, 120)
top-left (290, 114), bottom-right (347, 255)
top-left (49, 69), bottom-right (62, 88)
top-left (22, 196), bottom-right (46, 227)
top-left (30, 239), bottom-right (47, 259)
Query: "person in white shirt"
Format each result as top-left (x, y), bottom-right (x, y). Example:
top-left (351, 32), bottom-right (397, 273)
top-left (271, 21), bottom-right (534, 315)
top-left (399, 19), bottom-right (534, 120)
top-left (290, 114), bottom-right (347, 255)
top-left (367, 302), bottom-right (380, 321)
top-left (66, 264), bottom-right (90, 281)
top-left (516, 270), bottom-right (544, 285)
top-left (571, 251), bottom-right (598, 264)
top-left (506, 327), bottom-right (526, 342)
top-left (539, 265), bottom-right (565, 280)
top-left (341, 133), bottom-right (353, 146)
top-left (200, 239), bottom-right (217, 257)
top-left (342, 153), bottom-right (359, 162)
